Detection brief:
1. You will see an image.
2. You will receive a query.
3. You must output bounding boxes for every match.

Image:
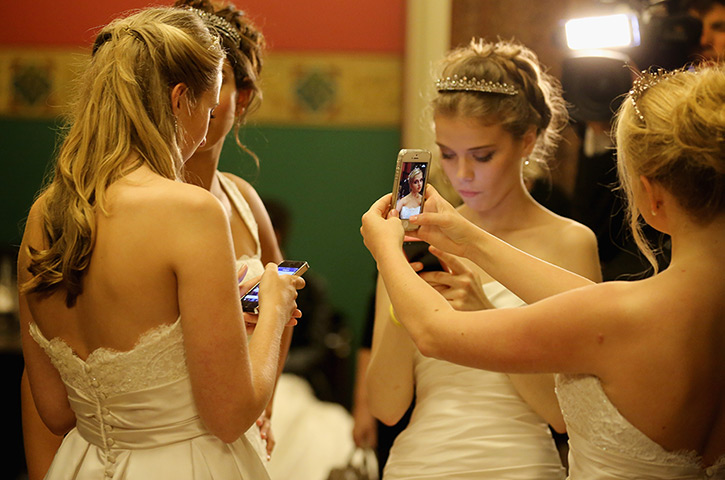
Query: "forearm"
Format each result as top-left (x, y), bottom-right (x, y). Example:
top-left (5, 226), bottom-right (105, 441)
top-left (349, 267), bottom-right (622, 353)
top-left (246, 318), bottom-right (287, 412)
top-left (21, 371), bottom-right (63, 480)
top-left (468, 230), bottom-right (595, 303)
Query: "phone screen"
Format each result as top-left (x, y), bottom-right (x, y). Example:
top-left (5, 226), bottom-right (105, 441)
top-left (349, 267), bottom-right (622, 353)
top-left (395, 161), bottom-right (430, 220)
top-left (241, 261), bottom-right (309, 313)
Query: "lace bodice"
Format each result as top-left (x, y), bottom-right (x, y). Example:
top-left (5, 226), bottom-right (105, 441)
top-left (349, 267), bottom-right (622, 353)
top-left (30, 319), bottom-right (186, 399)
top-left (556, 374), bottom-right (725, 479)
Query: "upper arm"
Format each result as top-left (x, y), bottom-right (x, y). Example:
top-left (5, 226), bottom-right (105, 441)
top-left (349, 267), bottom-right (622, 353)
top-left (366, 276), bottom-right (416, 425)
top-left (18, 199), bottom-right (75, 435)
top-left (168, 189), bottom-right (253, 432)
top-left (419, 282), bottom-right (632, 377)
top-left (223, 173), bottom-right (282, 265)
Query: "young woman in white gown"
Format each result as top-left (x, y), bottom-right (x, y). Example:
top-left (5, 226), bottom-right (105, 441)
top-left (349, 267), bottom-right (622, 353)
top-left (361, 64), bottom-right (725, 479)
top-left (18, 7), bottom-right (303, 480)
top-left (366, 39), bottom-right (601, 479)
top-left (21, 2), bottom-right (288, 477)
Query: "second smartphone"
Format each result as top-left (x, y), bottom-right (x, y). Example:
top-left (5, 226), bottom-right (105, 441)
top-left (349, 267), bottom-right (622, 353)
top-left (391, 149), bottom-right (432, 231)
top-left (241, 260), bottom-right (309, 314)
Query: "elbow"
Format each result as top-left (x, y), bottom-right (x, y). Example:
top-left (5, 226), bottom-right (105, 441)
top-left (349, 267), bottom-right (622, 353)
top-left (199, 407), bottom-right (258, 444)
top-left (369, 402), bottom-right (404, 427)
top-left (550, 418), bottom-right (567, 435)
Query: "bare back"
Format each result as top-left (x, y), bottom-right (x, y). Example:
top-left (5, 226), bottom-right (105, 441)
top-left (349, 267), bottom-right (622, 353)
top-left (24, 166), bottom-right (206, 359)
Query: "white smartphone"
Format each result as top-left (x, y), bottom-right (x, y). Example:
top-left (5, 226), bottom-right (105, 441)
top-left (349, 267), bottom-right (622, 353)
top-left (241, 260), bottom-right (309, 314)
top-left (391, 149), bottom-right (432, 231)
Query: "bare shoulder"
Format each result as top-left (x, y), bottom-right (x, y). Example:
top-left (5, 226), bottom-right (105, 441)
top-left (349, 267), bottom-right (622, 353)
top-left (220, 171), bottom-right (262, 205)
top-left (533, 212), bottom-right (601, 280)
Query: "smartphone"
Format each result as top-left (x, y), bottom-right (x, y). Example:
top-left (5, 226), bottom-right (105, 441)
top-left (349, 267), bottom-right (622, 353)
top-left (241, 260), bottom-right (309, 314)
top-left (403, 240), bottom-right (444, 272)
top-left (391, 149), bottom-right (432, 231)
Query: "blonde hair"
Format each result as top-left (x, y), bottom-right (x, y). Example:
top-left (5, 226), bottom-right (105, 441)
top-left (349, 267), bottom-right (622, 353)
top-left (23, 7), bottom-right (224, 306)
top-left (614, 64), bottom-right (725, 270)
top-left (432, 38), bottom-right (568, 182)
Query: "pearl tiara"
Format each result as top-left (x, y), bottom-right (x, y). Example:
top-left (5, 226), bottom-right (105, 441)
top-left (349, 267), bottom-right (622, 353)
top-left (435, 75), bottom-right (518, 96)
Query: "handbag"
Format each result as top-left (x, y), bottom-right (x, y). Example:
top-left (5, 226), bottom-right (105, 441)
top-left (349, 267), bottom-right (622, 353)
top-left (325, 447), bottom-right (379, 480)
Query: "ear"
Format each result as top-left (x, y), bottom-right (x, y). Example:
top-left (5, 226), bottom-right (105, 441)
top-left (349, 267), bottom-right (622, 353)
top-left (170, 83), bottom-right (189, 116)
top-left (639, 175), bottom-right (669, 232)
top-left (521, 125), bottom-right (538, 157)
top-left (236, 89), bottom-right (253, 116)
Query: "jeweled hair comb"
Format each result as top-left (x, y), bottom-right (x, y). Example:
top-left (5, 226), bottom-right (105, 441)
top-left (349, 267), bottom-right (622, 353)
top-left (629, 68), bottom-right (678, 123)
top-left (185, 7), bottom-right (242, 46)
top-left (435, 74), bottom-right (518, 96)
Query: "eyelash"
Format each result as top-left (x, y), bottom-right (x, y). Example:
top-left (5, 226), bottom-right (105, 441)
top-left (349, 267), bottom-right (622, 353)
top-left (441, 152), bottom-right (494, 163)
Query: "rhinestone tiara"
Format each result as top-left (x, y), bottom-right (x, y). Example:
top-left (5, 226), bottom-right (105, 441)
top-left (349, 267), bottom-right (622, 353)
top-left (185, 7), bottom-right (242, 46)
top-left (628, 68), bottom-right (677, 124)
top-left (435, 74), bottom-right (518, 96)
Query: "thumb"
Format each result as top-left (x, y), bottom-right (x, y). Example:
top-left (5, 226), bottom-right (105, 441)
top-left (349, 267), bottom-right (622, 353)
top-left (428, 245), bottom-right (467, 274)
top-left (237, 264), bottom-right (249, 283)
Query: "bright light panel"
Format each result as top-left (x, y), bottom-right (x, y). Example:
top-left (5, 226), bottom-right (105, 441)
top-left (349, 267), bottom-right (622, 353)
top-left (565, 14), bottom-right (640, 50)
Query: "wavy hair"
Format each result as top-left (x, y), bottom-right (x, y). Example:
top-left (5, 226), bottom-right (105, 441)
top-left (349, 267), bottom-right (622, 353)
top-left (22, 7), bottom-right (224, 306)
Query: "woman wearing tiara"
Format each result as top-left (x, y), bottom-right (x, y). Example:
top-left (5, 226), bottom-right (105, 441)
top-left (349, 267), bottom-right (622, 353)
top-left (363, 63), bottom-right (725, 478)
top-left (21, 2), bottom-right (289, 478)
top-left (365, 39), bottom-right (601, 479)
top-left (18, 6), bottom-right (303, 480)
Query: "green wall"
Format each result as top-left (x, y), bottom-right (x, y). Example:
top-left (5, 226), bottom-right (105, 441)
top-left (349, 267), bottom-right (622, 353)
top-left (0, 118), bottom-right (400, 340)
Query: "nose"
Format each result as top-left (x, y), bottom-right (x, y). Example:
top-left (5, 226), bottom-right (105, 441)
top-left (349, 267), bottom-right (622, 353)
top-left (456, 158), bottom-right (474, 181)
top-left (199, 137), bottom-right (207, 148)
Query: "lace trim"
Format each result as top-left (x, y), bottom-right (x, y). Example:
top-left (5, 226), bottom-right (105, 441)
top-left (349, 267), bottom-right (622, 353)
top-left (29, 319), bottom-right (188, 398)
top-left (556, 374), bottom-right (719, 469)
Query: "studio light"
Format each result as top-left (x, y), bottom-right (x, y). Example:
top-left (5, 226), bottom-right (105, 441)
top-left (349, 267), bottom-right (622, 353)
top-left (565, 13), bottom-right (641, 50)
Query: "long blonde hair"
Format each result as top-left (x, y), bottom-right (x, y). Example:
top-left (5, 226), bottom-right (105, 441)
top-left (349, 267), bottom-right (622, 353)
top-left (23, 7), bottom-right (224, 306)
top-left (614, 64), bottom-right (725, 270)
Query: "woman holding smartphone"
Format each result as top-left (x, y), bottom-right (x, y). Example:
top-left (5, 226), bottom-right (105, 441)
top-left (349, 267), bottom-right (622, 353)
top-left (365, 39), bottom-right (601, 479)
top-left (19, 7), bottom-right (303, 479)
top-left (362, 63), bottom-right (725, 480)
top-left (21, 1), bottom-right (288, 477)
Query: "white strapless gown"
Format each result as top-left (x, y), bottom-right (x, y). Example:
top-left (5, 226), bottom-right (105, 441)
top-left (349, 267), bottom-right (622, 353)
top-left (556, 374), bottom-right (725, 479)
top-left (382, 282), bottom-right (566, 479)
top-left (29, 319), bottom-right (270, 480)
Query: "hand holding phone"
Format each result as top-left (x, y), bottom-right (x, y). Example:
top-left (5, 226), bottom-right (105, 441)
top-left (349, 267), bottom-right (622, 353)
top-left (241, 260), bottom-right (309, 314)
top-left (403, 240), bottom-right (444, 272)
top-left (391, 149), bottom-right (432, 231)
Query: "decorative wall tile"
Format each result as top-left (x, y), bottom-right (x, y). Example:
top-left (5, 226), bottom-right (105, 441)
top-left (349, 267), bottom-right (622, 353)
top-left (0, 49), bottom-right (402, 127)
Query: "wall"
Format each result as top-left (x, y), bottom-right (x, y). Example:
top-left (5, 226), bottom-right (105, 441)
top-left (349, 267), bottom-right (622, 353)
top-left (0, 0), bottom-right (405, 344)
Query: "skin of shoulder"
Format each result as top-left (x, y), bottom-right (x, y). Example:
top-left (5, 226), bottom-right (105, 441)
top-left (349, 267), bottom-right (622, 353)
top-left (221, 172), bottom-right (283, 265)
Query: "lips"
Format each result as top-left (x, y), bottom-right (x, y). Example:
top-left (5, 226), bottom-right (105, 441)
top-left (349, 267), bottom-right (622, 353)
top-left (457, 190), bottom-right (480, 198)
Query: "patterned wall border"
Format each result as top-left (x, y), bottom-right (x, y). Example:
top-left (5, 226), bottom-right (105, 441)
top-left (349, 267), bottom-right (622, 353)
top-left (0, 48), bottom-right (402, 128)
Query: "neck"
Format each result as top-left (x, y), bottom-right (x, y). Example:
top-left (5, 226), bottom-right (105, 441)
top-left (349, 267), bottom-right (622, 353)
top-left (183, 142), bottom-right (224, 191)
top-left (665, 211), bottom-right (725, 271)
top-left (461, 180), bottom-right (542, 236)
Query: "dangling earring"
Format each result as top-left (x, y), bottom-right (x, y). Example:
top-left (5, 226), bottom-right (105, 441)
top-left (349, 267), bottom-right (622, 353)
top-left (173, 116), bottom-right (178, 134)
top-left (523, 157), bottom-right (530, 167)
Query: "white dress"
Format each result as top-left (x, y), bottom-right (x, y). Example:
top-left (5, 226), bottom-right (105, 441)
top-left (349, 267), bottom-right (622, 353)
top-left (30, 320), bottom-right (270, 480)
top-left (383, 281), bottom-right (566, 479)
top-left (556, 374), bottom-right (725, 479)
top-left (32, 173), bottom-right (271, 479)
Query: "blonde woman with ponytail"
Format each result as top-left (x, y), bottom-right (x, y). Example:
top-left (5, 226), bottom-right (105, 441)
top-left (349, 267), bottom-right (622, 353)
top-left (363, 63), bottom-right (725, 479)
top-left (18, 7), bottom-right (302, 480)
